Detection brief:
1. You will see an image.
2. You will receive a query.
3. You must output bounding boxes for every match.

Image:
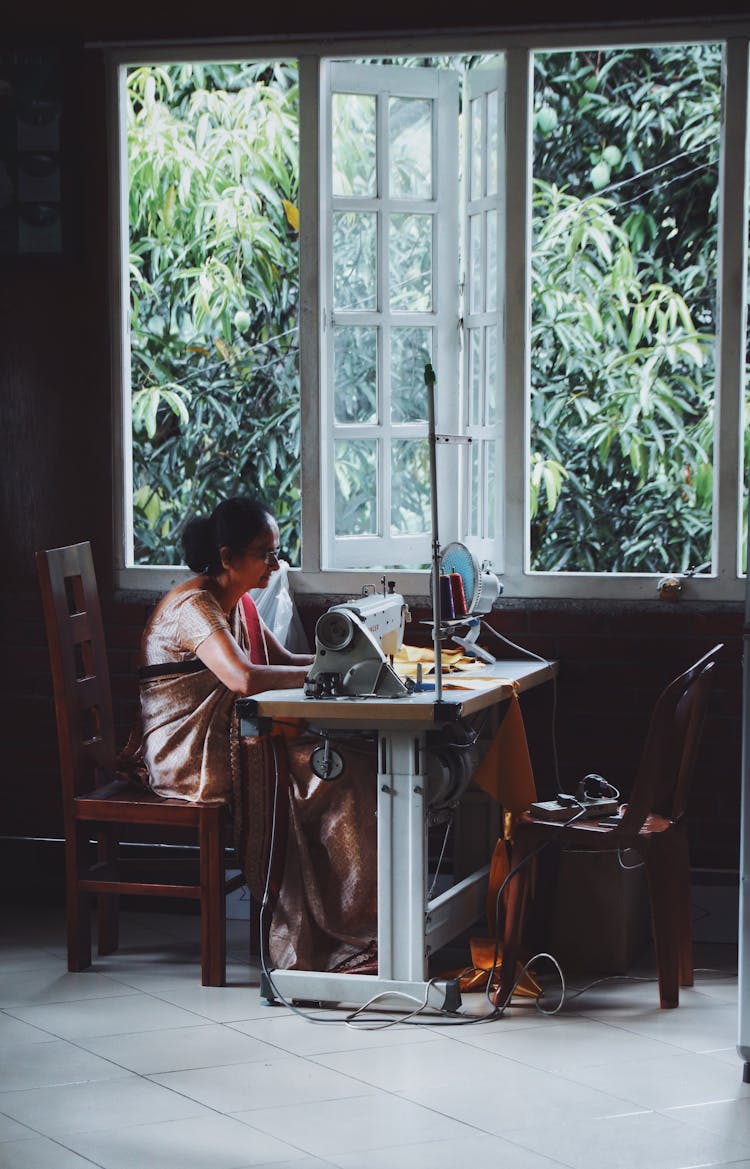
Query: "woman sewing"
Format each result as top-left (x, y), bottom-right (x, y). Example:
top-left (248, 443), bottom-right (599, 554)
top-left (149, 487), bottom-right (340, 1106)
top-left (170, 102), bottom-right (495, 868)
top-left (138, 496), bottom-right (378, 974)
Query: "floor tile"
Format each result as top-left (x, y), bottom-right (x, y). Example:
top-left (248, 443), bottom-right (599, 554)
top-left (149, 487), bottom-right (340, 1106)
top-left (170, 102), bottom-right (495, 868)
top-left (228, 1010), bottom-right (441, 1057)
top-left (448, 1012), bottom-right (676, 1072)
top-left (0, 1074), bottom-right (213, 1137)
top-left (313, 1031), bottom-right (547, 1092)
top-left (580, 1001), bottom-right (739, 1054)
top-left (561, 1049), bottom-right (750, 1111)
top-left (0, 1013), bottom-right (56, 1045)
top-left (152, 1054), bottom-right (370, 1112)
top-left (664, 1097), bottom-right (750, 1144)
top-left (121, 982), bottom-right (282, 1022)
top-left (396, 1055), bottom-right (639, 1133)
top-left (504, 1108), bottom-right (750, 1169)
top-left (0, 1038), bottom-right (130, 1091)
top-left (0, 1114), bottom-right (38, 1143)
top-left (231, 1092), bottom-right (485, 1158)
top-left (0, 967), bottom-right (140, 1008)
top-left (0, 1135), bottom-right (106, 1169)
top-left (4, 992), bottom-right (211, 1040)
top-left (79, 1021), bottom-right (287, 1074)
top-left (327, 1131), bottom-right (566, 1169)
top-left (2, 902), bottom-right (747, 1169)
top-left (62, 1114), bottom-right (306, 1169)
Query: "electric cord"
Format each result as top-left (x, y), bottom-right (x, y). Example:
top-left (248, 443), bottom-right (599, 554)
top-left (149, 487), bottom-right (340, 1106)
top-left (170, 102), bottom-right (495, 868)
top-left (427, 815), bottom-right (454, 900)
top-left (255, 722), bottom-right (575, 1027)
top-left (257, 738), bottom-right (456, 1027)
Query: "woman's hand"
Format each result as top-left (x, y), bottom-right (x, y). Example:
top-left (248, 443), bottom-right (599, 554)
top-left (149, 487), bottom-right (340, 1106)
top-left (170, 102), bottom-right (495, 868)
top-left (195, 628), bottom-right (309, 694)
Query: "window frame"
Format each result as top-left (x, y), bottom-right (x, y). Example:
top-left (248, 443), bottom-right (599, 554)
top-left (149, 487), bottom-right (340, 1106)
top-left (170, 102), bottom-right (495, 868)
top-left (108, 23), bottom-right (750, 603)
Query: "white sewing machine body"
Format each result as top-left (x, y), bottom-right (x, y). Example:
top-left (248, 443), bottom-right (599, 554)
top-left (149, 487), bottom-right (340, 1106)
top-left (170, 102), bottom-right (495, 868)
top-left (304, 591), bottom-right (411, 699)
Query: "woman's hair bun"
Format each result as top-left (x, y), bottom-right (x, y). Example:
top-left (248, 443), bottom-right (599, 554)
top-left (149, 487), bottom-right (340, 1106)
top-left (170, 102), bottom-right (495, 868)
top-left (182, 496), bottom-right (274, 574)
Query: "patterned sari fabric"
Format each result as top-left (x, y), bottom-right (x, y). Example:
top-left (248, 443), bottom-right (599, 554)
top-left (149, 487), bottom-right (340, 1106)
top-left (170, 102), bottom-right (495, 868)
top-left (139, 588), bottom-right (378, 974)
top-left (235, 732), bottom-right (378, 973)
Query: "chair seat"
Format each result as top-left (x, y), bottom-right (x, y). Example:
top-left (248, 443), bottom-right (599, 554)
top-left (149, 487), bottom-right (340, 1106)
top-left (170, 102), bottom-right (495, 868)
top-left (73, 777), bottom-right (221, 825)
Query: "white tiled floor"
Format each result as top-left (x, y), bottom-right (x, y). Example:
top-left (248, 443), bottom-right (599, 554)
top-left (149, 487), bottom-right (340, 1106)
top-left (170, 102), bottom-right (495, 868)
top-left (1, 902), bottom-right (748, 1169)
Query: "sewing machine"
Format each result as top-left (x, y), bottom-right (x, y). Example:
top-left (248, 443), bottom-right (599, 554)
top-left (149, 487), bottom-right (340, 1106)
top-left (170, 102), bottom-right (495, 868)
top-left (304, 587), bottom-right (411, 699)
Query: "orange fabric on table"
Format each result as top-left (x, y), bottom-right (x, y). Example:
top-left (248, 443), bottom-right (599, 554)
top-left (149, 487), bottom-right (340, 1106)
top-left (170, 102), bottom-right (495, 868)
top-left (472, 685), bottom-right (537, 814)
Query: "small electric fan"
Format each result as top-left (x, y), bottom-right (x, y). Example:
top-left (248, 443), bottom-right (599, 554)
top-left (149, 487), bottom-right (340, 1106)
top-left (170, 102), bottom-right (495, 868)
top-left (440, 542), bottom-right (501, 615)
top-left (440, 542), bottom-right (502, 663)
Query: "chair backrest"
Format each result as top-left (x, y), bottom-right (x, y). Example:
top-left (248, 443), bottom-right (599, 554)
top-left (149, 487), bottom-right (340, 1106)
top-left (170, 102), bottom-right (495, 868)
top-left (619, 642), bottom-right (723, 833)
top-left (36, 542), bottom-right (116, 807)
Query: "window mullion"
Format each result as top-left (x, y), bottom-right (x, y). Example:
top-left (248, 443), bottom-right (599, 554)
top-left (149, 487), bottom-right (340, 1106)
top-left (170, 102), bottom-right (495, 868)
top-left (715, 37), bottom-right (749, 580)
top-left (502, 48), bottom-right (532, 587)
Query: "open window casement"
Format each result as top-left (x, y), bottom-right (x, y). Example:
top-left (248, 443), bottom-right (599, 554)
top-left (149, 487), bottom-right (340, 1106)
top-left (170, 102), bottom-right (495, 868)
top-left (460, 57), bottom-right (505, 577)
top-left (321, 61), bottom-right (461, 571)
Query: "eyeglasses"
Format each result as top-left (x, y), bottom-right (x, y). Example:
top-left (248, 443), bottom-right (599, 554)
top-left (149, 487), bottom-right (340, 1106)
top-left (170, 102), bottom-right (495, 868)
top-left (255, 547), bottom-right (281, 565)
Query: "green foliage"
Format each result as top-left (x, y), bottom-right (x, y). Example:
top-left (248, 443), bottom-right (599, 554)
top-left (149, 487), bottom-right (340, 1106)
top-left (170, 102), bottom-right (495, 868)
top-left (530, 44), bottom-right (720, 572)
top-left (127, 61), bottom-right (301, 565)
top-left (127, 49), bottom-right (724, 577)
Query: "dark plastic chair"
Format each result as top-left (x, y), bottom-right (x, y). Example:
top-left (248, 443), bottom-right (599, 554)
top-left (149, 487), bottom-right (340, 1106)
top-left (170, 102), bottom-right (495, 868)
top-left (36, 540), bottom-right (243, 985)
top-left (498, 643), bottom-right (723, 1009)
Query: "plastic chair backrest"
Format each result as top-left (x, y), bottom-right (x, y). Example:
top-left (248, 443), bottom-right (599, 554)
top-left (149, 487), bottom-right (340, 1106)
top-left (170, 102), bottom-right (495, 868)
top-left (619, 643), bottom-right (722, 833)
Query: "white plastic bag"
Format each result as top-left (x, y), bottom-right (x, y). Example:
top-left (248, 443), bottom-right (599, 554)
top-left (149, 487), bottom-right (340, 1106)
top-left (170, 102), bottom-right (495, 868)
top-left (250, 560), bottom-right (310, 652)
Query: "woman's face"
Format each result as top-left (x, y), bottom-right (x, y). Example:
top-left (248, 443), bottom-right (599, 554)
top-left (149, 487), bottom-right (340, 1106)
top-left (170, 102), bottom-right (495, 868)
top-left (232, 520), bottom-right (282, 591)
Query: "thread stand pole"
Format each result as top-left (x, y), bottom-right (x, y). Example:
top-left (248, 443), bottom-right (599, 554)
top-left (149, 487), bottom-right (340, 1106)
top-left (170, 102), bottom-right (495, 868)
top-left (425, 363), bottom-right (443, 703)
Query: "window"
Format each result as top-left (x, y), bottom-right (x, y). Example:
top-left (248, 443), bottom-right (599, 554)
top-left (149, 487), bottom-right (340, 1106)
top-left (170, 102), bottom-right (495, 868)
top-left (111, 28), bottom-right (750, 602)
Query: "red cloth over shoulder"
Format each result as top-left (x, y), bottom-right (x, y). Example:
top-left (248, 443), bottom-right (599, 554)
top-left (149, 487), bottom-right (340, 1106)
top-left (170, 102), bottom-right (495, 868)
top-left (240, 593), bottom-right (268, 665)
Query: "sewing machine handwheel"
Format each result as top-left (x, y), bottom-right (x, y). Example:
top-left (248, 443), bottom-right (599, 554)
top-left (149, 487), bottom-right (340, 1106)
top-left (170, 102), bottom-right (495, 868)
top-left (310, 745), bottom-right (344, 780)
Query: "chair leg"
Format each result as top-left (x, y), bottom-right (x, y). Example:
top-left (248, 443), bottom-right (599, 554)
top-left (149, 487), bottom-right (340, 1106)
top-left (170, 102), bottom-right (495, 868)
top-left (673, 825), bottom-right (694, 988)
top-left (96, 832), bottom-right (120, 956)
top-left (644, 838), bottom-right (683, 1008)
top-left (66, 826), bottom-right (92, 972)
top-left (200, 806), bottom-right (227, 987)
top-left (496, 836), bottom-right (534, 1008)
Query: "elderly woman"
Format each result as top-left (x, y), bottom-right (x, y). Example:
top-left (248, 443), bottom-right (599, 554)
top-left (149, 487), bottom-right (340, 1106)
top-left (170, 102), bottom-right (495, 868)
top-left (138, 496), bottom-right (377, 974)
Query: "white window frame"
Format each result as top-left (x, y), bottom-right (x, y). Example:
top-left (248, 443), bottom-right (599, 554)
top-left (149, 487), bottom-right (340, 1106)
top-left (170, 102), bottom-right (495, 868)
top-left (108, 23), bottom-right (750, 604)
top-left (321, 61), bottom-right (460, 571)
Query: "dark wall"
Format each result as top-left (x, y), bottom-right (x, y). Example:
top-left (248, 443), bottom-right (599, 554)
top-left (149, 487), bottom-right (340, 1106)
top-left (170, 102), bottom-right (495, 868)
top-left (1, 1), bottom-right (744, 876)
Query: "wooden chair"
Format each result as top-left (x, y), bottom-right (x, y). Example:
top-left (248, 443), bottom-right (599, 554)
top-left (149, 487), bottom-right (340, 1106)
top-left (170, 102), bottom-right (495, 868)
top-left (497, 643), bottom-right (723, 1009)
top-left (36, 541), bottom-right (244, 985)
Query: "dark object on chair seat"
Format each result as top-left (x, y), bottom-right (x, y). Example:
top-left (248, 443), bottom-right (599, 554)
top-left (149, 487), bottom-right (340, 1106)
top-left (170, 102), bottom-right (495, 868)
top-left (498, 643), bottom-right (723, 1009)
top-left (36, 541), bottom-right (243, 985)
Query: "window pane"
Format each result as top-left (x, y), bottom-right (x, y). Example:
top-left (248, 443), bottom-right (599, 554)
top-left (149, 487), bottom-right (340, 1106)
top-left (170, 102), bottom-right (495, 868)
top-left (487, 89), bottom-right (498, 197)
top-left (391, 439), bottom-right (431, 534)
top-left (485, 438), bottom-right (496, 538)
top-left (127, 60), bottom-right (301, 567)
top-left (469, 439), bottom-right (480, 536)
top-left (332, 92), bottom-right (376, 197)
top-left (470, 95), bottom-right (482, 201)
top-left (389, 212), bottom-right (432, 310)
top-left (334, 211), bottom-right (377, 310)
top-left (390, 97), bottom-right (432, 199)
top-left (334, 326), bottom-right (377, 423)
top-left (530, 44), bottom-right (720, 573)
top-left (468, 328), bottom-right (481, 426)
top-left (335, 438), bottom-right (378, 535)
top-left (486, 326), bottom-right (497, 425)
top-left (469, 213), bottom-right (482, 315)
top-left (391, 326), bottom-right (432, 423)
top-left (486, 208), bottom-right (497, 314)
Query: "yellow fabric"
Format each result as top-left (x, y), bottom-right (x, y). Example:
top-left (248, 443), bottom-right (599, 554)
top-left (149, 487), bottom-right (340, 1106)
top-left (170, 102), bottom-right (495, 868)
top-left (393, 644), bottom-right (483, 676)
top-left (472, 688), bottom-right (537, 813)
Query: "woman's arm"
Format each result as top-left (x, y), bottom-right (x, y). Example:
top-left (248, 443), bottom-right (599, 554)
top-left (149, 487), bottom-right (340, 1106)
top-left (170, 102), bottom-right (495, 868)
top-left (262, 624), bottom-right (315, 668)
top-left (195, 627), bottom-right (309, 694)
